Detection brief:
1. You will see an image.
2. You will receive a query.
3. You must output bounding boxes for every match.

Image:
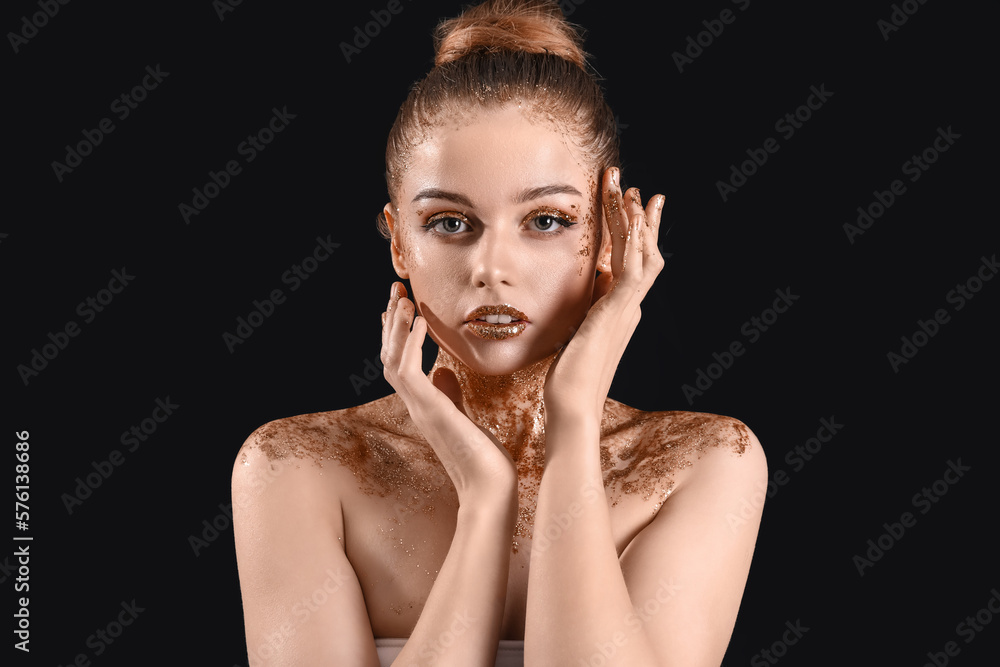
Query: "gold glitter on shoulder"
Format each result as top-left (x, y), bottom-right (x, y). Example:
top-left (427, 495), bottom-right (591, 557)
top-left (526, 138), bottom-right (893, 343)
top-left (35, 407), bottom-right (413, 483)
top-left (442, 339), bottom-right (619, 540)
top-left (241, 396), bottom-right (452, 513)
top-left (600, 407), bottom-right (751, 511)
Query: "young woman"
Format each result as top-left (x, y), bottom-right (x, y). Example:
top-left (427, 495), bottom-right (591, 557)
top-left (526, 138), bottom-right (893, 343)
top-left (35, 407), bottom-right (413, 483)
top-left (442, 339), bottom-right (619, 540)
top-left (233, 2), bottom-right (767, 665)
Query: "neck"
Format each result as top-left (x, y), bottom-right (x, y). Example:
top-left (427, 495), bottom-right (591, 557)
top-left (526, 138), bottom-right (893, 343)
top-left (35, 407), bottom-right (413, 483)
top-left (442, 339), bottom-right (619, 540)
top-left (428, 347), bottom-right (557, 463)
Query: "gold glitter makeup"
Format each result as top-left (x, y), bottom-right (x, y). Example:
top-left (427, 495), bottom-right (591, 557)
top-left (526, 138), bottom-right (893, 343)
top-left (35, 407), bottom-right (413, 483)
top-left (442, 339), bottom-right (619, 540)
top-left (244, 360), bottom-right (751, 554)
top-left (599, 407), bottom-right (751, 512)
top-left (465, 321), bottom-right (528, 340)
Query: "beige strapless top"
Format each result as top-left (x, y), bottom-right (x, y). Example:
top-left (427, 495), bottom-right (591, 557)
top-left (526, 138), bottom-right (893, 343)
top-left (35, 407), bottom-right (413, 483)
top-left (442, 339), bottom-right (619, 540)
top-left (375, 638), bottom-right (524, 666)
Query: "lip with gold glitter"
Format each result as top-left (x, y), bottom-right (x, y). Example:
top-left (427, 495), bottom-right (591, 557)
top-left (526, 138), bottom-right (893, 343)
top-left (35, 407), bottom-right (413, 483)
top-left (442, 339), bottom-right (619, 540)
top-left (463, 304), bottom-right (529, 340)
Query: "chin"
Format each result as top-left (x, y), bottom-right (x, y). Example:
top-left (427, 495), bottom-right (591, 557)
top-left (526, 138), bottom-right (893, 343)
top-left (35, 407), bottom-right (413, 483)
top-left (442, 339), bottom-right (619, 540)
top-left (434, 328), bottom-right (558, 376)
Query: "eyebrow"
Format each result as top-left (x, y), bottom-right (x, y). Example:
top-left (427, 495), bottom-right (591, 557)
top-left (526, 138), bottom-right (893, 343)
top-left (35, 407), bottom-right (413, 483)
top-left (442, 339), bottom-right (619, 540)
top-left (411, 183), bottom-right (583, 207)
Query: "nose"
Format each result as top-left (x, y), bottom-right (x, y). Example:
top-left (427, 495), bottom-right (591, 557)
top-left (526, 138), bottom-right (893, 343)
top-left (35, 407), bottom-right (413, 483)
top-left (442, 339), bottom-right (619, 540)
top-left (470, 225), bottom-right (517, 288)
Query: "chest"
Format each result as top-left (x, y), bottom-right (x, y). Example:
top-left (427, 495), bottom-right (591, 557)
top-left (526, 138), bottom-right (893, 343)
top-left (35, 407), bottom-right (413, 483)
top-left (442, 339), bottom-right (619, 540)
top-left (342, 472), bottom-right (660, 639)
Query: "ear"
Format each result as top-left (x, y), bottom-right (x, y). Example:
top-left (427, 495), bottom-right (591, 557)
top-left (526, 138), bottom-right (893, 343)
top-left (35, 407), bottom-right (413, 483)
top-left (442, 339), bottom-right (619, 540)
top-left (383, 203), bottom-right (409, 279)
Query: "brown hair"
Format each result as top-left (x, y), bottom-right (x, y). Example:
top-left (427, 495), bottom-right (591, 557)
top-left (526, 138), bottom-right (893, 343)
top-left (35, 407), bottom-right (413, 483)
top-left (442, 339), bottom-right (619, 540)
top-left (377, 0), bottom-right (619, 239)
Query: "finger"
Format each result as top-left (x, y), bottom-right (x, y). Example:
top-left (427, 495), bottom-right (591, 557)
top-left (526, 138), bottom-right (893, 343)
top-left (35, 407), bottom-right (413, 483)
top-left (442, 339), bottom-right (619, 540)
top-left (394, 309), bottom-right (424, 388)
top-left (380, 282), bottom-right (398, 361)
top-left (624, 187), bottom-right (646, 261)
top-left (622, 211), bottom-right (645, 278)
top-left (645, 193), bottom-right (665, 236)
top-left (625, 186), bottom-right (644, 224)
top-left (602, 167), bottom-right (629, 278)
top-left (642, 195), bottom-right (666, 270)
top-left (383, 288), bottom-right (415, 377)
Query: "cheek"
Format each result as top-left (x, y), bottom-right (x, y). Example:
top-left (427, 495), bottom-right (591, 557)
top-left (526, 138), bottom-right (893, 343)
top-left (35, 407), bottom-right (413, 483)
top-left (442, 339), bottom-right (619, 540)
top-left (534, 236), bottom-right (596, 314)
top-left (398, 232), bottom-right (462, 325)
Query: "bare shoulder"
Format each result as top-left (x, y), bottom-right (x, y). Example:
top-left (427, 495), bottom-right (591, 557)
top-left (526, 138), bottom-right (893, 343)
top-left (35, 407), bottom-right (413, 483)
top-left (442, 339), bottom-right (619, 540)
top-left (236, 394), bottom-right (407, 464)
top-left (600, 400), bottom-right (767, 502)
top-left (232, 393), bottom-right (437, 504)
top-left (233, 400), bottom-right (402, 663)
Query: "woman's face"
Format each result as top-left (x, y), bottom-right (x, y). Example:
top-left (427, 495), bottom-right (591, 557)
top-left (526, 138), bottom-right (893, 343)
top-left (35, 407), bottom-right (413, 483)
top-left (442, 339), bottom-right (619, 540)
top-left (385, 104), bottom-right (608, 376)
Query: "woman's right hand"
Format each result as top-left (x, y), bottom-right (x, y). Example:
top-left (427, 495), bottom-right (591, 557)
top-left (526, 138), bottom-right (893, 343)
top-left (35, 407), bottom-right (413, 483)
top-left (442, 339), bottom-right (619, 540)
top-left (381, 281), bottom-right (517, 502)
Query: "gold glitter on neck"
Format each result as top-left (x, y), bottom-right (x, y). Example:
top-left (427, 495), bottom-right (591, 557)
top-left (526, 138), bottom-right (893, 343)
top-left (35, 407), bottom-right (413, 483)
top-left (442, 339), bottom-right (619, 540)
top-left (244, 369), bottom-right (751, 553)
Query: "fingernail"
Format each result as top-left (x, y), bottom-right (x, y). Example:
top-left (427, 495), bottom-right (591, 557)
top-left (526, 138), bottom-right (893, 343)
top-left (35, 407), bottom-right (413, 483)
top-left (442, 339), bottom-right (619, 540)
top-left (611, 167), bottom-right (619, 187)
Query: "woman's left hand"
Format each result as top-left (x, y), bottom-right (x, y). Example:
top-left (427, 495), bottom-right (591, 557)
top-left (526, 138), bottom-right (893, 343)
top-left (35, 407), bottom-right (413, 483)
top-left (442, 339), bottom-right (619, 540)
top-left (543, 166), bottom-right (666, 425)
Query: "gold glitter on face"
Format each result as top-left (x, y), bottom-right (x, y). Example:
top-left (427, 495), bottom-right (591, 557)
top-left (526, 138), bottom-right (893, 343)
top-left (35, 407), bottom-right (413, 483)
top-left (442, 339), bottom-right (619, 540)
top-left (465, 320), bottom-right (528, 340)
top-left (391, 104), bottom-right (599, 379)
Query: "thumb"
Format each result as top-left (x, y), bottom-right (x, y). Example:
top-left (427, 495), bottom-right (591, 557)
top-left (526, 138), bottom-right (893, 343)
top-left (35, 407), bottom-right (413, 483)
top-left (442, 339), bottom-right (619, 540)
top-left (432, 367), bottom-right (505, 451)
top-left (592, 271), bottom-right (615, 306)
top-left (431, 367), bottom-right (466, 415)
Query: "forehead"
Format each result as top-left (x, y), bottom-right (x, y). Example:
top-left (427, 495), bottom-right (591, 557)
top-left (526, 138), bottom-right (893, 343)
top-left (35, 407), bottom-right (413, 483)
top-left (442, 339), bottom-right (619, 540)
top-left (400, 105), bottom-right (592, 205)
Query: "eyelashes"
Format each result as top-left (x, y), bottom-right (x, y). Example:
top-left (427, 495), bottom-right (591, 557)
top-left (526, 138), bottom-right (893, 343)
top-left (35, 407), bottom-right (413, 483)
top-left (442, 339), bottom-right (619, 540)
top-left (422, 212), bottom-right (470, 235)
top-left (529, 207), bottom-right (578, 233)
top-left (421, 207), bottom-right (578, 237)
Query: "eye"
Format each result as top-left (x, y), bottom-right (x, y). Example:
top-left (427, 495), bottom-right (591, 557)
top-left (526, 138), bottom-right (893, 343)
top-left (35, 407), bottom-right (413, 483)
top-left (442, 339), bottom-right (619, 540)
top-left (525, 208), bottom-right (577, 234)
top-left (423, 212), bottom-right (470, 235)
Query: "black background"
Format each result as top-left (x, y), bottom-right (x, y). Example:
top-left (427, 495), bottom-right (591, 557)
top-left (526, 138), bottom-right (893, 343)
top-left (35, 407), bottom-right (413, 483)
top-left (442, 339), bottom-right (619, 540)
top-left (5, 0), bottom-right (997, 664)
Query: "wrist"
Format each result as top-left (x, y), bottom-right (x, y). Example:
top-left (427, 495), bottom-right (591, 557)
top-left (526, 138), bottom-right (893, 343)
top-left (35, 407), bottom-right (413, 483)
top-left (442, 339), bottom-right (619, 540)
top-left (544, 407), bottom-right (601, 436)
top-left (456, 485), bottom-right (517, 528)
top-left (542, 411), bottom-right (602, 467)
top-left (455, 472), bottom-right (518, 514)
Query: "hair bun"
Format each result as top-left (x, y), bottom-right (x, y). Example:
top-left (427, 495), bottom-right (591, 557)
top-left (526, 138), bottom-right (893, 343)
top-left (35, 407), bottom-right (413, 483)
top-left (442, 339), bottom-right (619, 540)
top-left (434, 0), bottom-right (587, 69)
